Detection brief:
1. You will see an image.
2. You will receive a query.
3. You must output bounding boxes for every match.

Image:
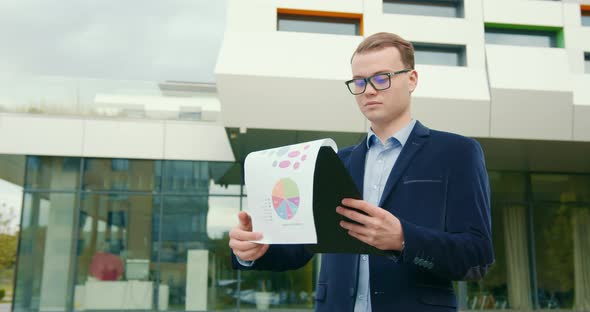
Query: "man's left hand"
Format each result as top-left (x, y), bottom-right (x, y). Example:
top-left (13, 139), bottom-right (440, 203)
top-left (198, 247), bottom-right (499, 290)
top-left (336, 198), bottom-right (404, 251)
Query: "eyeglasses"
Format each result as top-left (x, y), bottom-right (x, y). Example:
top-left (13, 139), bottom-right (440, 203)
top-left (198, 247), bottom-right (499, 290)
top-left (345, 69), bottom-right (412, 95)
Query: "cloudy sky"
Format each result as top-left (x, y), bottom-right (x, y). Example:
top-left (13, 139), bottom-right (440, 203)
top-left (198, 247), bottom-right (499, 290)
top-left (0, 0), bottom-right (227, 83)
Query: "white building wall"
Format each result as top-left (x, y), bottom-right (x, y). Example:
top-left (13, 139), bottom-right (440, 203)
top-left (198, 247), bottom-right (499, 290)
top-left (216, 0), bottom-right (590, 142)
top-left (0, 113), bottom-right (235, 162)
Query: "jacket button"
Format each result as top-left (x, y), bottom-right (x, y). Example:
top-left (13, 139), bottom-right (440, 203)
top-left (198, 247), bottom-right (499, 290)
top-left (349, 287), bottom-right (355, 297)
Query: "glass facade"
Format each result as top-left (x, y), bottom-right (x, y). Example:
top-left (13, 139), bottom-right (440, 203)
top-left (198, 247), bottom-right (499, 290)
top-left (465, 173), bottom-right (590, 311)
top-left (11, 155), bottom-right (590, 311)
top-left (413, 43), bottom-right (467, 66)
top-left (383, 0), bottom-right (464, 18)
top-left (13, 156), bottom-right (318, 311)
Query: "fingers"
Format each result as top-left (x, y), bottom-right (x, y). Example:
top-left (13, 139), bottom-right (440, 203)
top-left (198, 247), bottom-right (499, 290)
top-left (336, 206), bottom-right (373, 226)
top-left (238, 211), bottom-right (252, 231)
top-left (229, 225), bottom-right (262, 241)
top-left (229, 237), bottom-right (263, 253)
top-left (339, 220), bottom-right (374, 236)
top-left (341, 198), bottom-right (381, 216)
top-left (233, 244), bottom-right (270, 261)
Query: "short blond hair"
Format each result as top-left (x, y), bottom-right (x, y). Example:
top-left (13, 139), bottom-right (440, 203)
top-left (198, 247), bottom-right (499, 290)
top-left (351, 32), bottom-right (415, 69)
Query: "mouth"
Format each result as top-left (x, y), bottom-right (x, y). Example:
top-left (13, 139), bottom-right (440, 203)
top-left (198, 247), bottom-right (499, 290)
top-left (364, 101), bottom-right (381, 107)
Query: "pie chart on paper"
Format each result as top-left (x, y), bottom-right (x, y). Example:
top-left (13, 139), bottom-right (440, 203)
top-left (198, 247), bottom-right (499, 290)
top-left (272, 178), bottom-right (300, 220)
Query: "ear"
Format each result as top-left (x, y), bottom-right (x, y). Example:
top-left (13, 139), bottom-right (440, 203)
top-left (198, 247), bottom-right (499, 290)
top-left (408, 70), bottom-right (418, 94)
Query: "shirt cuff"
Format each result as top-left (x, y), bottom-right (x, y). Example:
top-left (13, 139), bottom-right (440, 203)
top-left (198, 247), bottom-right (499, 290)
top-left (236, 256), bottom-right (255, 267)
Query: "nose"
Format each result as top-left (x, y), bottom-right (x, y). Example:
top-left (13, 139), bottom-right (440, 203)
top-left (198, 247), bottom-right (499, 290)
top-left (364, 81), bottom-right (378, 95)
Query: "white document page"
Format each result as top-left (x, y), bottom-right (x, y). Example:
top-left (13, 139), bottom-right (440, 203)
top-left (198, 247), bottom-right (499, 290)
top-left (244, 138), bottom-right (337, 244)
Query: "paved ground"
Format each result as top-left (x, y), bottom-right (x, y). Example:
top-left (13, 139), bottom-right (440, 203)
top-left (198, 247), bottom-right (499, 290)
top-left (0, 303), bottom-right (10, 312)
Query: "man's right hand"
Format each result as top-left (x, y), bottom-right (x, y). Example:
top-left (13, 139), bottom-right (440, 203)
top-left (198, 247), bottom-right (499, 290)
top-left (229, 211), bottom-right (269, 261)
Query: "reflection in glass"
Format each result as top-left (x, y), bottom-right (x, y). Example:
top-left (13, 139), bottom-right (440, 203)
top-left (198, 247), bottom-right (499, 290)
top-left (24, 156), bottom-right (80, 190)
top-left (534, 202), bottom-right (574, 309)
top-left (162, 161), bottom-right (210, 194)
top-left (83, 158), bottom-right (159, 192)
top-left (467, 172), bottom-right (528, 310)
top-left (240, 260), bottom-right (315, 310)
top-left (73, 194), bottom-right (159, 311)
top-left (156, 195), bottom-right (239, 310)
top-left (13, 192), bottom-right (77, 312)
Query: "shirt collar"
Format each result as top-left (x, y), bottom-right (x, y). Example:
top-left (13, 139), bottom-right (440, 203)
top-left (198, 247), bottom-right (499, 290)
top-left (366, 119), bottom-right (417, 149)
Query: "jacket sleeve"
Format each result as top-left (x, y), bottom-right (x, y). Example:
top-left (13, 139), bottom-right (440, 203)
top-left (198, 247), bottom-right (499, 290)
top-left (398, 138), bottom-right (494, 281)
top-left (232, 244), bottom-right (315, 272)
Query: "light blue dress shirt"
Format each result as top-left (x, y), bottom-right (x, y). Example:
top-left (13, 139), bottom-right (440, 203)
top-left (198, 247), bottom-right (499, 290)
top-left (354, 119), bottom-right (416, 312)
top-left (237, 119), bottom-right (417, 311)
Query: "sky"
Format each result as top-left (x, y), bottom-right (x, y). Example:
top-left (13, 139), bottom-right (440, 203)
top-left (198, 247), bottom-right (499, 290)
top-left (0, 0), bottom-right (227, 83)
top-left (0, 0), bottom-right (233, 235)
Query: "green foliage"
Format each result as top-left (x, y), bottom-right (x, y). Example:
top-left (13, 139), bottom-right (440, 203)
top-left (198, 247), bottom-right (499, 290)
top-left (0, 288), bottom-right (5, 301)
top-left (0, 234), bottom-right (17, 269)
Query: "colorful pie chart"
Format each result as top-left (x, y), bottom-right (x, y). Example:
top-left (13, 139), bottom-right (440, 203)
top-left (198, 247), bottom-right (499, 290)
top-left (271, 178), bottom-right (300, 220)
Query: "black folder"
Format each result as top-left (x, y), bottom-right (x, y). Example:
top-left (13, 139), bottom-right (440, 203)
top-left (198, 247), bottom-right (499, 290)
top-left (304, 146), bottom-right (386, 256)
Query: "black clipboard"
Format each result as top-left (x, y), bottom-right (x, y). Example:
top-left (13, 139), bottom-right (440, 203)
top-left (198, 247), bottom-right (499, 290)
top-left (304, 146), bottom-right (386, 256)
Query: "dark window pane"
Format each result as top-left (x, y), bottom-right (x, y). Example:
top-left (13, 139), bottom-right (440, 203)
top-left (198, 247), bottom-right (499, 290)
top-left (24, 156), bottom-right (80, 190)
top-left (585, 53), bottom-right (590, 73)
top-left (414, 43), bottom-right (466, 66)
top-left (82, 158), bottom-right (159, 192)
top-left (485, 28), bottom-right (558, 48)
top-left (383, 0), bottom-right (463, 18)
top-left (582, 11), bottom-right (590, 26)
top-left (466, 172), bottom-right (528, 310)
top-left (277, 14), bottom-right (360, 36)
top-left (533, 202), bottom-right (575, 309)
top-left (161, 160), bottom-right (210, 194)
top-left (13, 193), bottom-right (77, 312)
top-left (240, 257), bottom-right (317, 310)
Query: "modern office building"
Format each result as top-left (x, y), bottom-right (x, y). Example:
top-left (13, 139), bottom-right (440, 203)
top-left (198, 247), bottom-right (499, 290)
top-left (1, 0), bottom-right (590, 311)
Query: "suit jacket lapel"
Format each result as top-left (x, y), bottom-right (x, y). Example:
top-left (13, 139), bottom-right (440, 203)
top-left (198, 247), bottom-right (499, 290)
top-left (378, 121), bottom-right (431, 207)
top-left (348, 137), bottom-right (368, 195)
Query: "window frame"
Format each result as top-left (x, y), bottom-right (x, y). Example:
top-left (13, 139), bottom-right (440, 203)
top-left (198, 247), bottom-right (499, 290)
top-left (582, 5), bottom-right (590, 27)
top-left (382, 0), bottom-right (464, 19)
top-left (484, 23), bottom-right (564, 49)
top-left (277, 8), bottom-right (363, 36)
top-left (413, 42), bottom-right (467, 67)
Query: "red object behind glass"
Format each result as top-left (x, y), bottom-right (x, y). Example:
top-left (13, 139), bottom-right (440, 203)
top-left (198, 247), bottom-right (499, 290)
top-left (89, 252), bottom-right (124, 281)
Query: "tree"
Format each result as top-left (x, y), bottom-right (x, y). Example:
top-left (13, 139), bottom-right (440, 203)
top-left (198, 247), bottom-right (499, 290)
top-left (0, 233), bottom-right (17, 269)
top-left (0, 210), bottom-right (17, 270)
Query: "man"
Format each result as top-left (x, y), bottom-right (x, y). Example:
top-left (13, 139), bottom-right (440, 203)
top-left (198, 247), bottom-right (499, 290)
top-left (229, 32), bottom-right (494, 311)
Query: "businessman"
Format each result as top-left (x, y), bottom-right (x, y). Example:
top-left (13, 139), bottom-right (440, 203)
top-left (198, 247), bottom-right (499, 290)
top-left (229, 32), bottom-right (494, 311)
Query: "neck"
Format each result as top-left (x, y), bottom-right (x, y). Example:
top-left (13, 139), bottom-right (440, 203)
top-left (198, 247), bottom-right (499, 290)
top-left (371, 114), bottom-right (412, 143)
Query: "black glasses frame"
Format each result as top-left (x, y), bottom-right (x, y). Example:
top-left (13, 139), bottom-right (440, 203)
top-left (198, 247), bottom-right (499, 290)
top-left (345, 69), bottom-right (412, 95)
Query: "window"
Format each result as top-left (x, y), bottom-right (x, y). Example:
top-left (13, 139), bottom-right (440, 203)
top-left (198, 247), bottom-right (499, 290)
top-left (585, 53), bottom-right (590, 74)
top-left (277, 9), bottom-right (362, 36)
top-left (383, 0), bottom-right (464, 18)
top-left (413, 43), bottom-right (466, 66)
top-left (485, 25), bottom-right (563, 48)
top-left (583, 6), bottom-right (590, 27)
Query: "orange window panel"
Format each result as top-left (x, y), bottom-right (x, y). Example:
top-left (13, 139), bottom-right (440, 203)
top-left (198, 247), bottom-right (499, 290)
top-left (277, 8), bottom-right (364, 35)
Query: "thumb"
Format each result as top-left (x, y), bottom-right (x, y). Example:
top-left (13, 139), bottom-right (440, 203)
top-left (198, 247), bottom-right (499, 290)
top-left (238, 211), bottom-right (252, 231)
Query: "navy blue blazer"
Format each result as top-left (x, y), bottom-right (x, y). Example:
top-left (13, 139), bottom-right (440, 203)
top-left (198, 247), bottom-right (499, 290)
top-left (233, 121), bottom-right (494, 312)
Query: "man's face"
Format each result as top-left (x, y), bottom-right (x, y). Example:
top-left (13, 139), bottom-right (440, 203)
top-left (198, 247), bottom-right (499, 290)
top-left (350, 47), bottom-right (417, 126)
